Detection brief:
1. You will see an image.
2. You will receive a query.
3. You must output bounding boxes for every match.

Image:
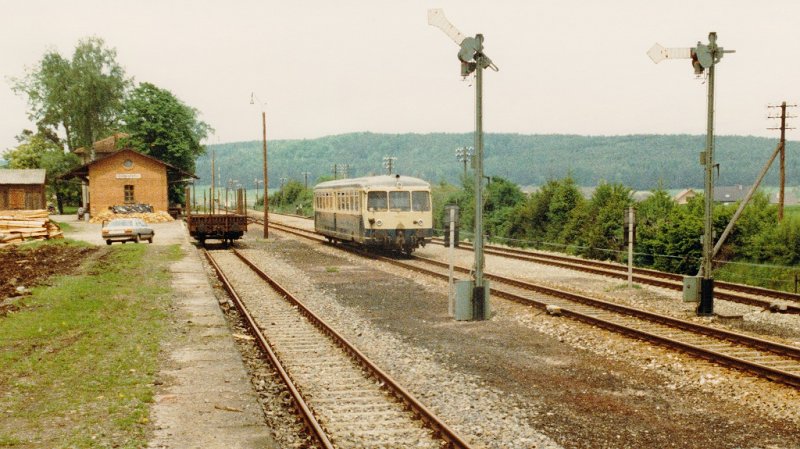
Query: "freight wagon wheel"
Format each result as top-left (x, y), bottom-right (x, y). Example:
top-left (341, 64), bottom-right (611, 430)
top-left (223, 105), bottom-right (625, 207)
top-left (134, 235), bottom-right (140, 243)
top-left (106, 240), bottom-right (112, 246)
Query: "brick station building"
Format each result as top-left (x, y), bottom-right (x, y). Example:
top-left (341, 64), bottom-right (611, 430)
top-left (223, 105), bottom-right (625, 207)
top-left (63, 148), bottom-right (195, 217)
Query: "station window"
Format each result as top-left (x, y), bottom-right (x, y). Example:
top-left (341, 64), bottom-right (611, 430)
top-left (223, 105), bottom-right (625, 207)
top-left (367, 191), bottom-right (387, 211)
top-left (389, 191), bottom-right (411, 211)
top-left (412, 191), bottom-right (431, 211)
top-left (124, 185), bottom-right (134, 203)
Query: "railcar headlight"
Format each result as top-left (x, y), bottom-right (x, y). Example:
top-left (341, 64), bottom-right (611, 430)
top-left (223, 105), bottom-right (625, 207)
top-left (375, 219), bottom-right (383, 227)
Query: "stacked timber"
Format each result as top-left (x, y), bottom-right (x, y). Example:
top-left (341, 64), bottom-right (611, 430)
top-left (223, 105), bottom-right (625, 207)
top-left (89, 210), bottom-right (174, 224)
top-left (0, 210), bottom-right (63, 247)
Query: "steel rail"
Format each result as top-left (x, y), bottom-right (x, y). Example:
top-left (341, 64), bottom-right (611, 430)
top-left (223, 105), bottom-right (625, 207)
top-left (202, 249), bottom-right (334, 449)
top-left (230, 248), bottom-right (474, 449)
top-left (259, 214), bottom-right (800, 308)
top-left (261, 220), bottom-right (800, 388)
top-left (393, 254), bottom-right (800, 389)
top-left (430, 238), bottom-right (800, 314)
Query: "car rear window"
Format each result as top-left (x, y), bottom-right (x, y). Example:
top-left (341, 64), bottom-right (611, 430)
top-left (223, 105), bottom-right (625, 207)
top-left (110, 220), bottom-right (133, 227)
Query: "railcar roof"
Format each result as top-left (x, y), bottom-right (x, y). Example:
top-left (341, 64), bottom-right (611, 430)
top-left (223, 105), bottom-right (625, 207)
top-left (314, 175), bottom-right (430, 190)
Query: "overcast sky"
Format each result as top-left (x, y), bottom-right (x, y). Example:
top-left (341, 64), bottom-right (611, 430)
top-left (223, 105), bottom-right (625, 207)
top-left (2, 0), bottom-right (800, 153)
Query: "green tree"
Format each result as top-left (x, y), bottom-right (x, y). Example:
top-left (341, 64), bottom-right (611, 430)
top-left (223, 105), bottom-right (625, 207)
top-left (743, 216), bottom-right (800, 265)
top-left (642, 196), bottom-right (705, 274)
top-left (121, 82), bottom-right (212, 204)
top-left (483, 177), bottom-right (525, 240)
top-left (545, 176), bottom-right (584, 244)
top-left (4, 131), bottom-right (81, 212)
top-left (269, 180), bottom-right (312, 214)
top-left (633, 185), bottom-right (675, 266)
top-left (13, 37), bottom-right (130, 151)
top-left (572, 182), bottom-right (632, 260)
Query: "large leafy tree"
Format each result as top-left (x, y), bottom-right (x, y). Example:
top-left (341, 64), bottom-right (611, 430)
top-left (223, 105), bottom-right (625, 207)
top-left (120, 82), bottom-right (212, 204)
top-left (4, 131), bottom-right (81, 212)
top-left (13, 37), bottom-right (130, 151)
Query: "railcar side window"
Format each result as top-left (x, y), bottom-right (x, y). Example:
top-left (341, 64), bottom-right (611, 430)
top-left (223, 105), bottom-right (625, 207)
top-left (412, 191), bottom-right (431, 211)
top-left (389, 191), bottom-right (410, 211)
top-left (367, 191), bottom-right (387, 211)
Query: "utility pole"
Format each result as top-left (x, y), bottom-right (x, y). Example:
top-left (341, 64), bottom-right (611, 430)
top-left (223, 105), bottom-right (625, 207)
top-left (261, 109), bottom-right (268, 237)
top-left (301, 171), bottom-right (311, 189)
top-left (254, 178), bottom-right (259, 207)
top-left (251, 92), bottom-right (268, 238)
top-left (768, 101), bottom-right (795, 221)
top-left (210, 150), bottom-right (215, 214)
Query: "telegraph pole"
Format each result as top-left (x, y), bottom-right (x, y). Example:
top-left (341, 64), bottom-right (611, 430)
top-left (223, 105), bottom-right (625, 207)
top-left (780, 102), bottom-right (787, 221)
top-left (210, 150), bottom-right (215, 213)
top-left (301, 171), bottom-right (311, 189)
top-left (768, 101), bottom-right (795, 221)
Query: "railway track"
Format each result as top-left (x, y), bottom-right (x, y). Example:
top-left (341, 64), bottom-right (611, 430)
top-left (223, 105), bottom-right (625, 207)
top-left (430, 237), bottom-right (800, 314)
top-left (262, 220), bottom-right (800, 389)
top-left (255, 213), bottom-right (799, 312)
top-left (204, 248), bottom-right (473, 449)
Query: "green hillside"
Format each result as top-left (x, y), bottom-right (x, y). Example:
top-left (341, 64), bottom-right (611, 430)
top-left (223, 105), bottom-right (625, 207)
top-left (196, 132), bottom-right (799, 190)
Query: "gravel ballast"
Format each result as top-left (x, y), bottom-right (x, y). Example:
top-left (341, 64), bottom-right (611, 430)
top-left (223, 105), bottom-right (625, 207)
top-left (225, 222), bottom-right (800, 449)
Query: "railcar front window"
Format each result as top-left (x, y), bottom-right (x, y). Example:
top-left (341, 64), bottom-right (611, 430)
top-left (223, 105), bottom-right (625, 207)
top-left (412, 191), bottom-right (431, 211)
top-left (368, 191), bottom-right (387, 211)
top-left (389, 191), bottom-right (410, 211)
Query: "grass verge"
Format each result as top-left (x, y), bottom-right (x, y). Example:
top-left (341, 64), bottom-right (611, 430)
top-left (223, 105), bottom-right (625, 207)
top-left (0, 243), bottom-right (183, 448)
top-left (715, 262), bottom-right (798, 294)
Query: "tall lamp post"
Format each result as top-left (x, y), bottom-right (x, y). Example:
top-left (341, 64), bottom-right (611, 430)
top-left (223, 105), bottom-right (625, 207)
top-left (455, 146), bottom-right (473, 179)
top-left (250, 92), bottom-right (268, 238)
top-left (429, 8), bottom-right (498, 321)
top-left (383, 156), bottom-right (397, 174)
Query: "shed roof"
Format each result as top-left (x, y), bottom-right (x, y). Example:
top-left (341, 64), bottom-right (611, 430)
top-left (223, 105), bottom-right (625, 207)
top-left (0, 168), bottom-right (46, 185)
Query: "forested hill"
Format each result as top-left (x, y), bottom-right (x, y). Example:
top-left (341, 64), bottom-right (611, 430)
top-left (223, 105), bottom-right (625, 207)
top-left (197, 132), bottom-right (799, 190)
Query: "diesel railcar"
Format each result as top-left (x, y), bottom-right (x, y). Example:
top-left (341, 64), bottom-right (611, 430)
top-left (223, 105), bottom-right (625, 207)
top-left (313, 174), bottom-right (433, 253)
